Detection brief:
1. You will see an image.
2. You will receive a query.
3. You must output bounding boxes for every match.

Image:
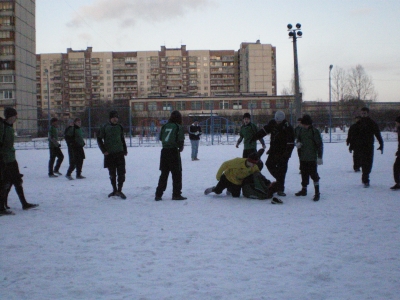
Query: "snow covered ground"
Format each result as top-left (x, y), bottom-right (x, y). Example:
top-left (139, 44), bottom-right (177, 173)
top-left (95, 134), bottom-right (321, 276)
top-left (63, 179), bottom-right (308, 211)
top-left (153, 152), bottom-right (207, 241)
top-left (1, 140), bottom-right (399, 299)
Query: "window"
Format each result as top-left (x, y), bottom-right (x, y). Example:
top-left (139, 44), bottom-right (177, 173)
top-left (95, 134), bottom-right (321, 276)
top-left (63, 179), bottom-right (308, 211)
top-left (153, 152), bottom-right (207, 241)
top-left (276, 99), bottom-right (285, 109)
top-left (261, 101), bottom-right (270, 109)
top-left (191, 101), bottom-right (201, 110)
top-left (219, 101), bottom-right (229, 109)
top-left (176, 101), bottom-right (186, 110)
top-left (204, 101), bottom-right (213, 110)
top-left (233, 102), bottom-right (242, 110)
top-left (0, 90), bottom-right (13, 100)
top-left (248, 102), bottom-right (257, 109)
top-left (148, 102), bottom-right (157, 111)
top-left (163, 102), bottom-right (172, 111)
top-left (133, 103), bottom-right (144, 111)
top-left (0, 75), bottom-right (14, 83)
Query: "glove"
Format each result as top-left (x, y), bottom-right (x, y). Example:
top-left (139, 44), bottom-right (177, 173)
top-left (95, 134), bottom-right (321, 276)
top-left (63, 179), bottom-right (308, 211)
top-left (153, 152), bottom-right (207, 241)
top-left (377, 145), bottom-right (383, 154)
top-left (179, 145), bottom-right (184, 152)
top-left (317, 158), bottom-right (323, 165)
top-left (396, 151), bottom-right (399, 157)
top-left (349, 148), bottom-right (352, 153)
top-left (236, 144), bottom-right (239, 148)
top-left (296, 142), bottom-right (302, 149)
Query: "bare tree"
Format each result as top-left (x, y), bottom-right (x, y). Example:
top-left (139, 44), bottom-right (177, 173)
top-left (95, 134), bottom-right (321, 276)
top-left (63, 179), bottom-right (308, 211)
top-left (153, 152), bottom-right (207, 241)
top-left (280, 72), bottom-right (304, 96)
top-left (347, 65), bottom-right (377, 101)
top-left (332, 66), bottom-right (348, 102)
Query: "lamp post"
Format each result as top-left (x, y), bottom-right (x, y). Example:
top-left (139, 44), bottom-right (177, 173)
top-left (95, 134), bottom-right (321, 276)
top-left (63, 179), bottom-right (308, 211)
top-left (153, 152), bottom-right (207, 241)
top-left (44, 69), bottom-right (50, 131)
top-left (287, 23), bottom-right (302, 120)
top-left (329, 64), bottom-right (333, 143)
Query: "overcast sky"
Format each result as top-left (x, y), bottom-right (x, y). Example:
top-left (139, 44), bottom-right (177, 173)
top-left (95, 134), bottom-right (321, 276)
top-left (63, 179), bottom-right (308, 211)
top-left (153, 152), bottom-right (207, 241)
top-left (36, 0), bottom-right (400, 102)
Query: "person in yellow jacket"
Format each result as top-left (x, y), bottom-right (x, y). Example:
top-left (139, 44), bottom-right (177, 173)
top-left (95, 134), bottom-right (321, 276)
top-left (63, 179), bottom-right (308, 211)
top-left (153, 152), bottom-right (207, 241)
top-left (204, 152), bottom-right (260, 198)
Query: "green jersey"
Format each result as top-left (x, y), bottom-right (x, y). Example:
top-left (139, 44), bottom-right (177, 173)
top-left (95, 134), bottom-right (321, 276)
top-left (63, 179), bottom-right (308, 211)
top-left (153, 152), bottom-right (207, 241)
top-left (0, 121), bottom-right (16, 163)
top-left (159, 122), bottom-right (184, 149)
top-left (48, 125), bottom-right (59, 148)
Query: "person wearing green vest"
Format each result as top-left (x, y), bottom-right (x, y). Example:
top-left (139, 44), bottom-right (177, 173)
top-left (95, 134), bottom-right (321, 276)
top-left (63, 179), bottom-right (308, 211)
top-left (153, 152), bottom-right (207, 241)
top-left (65, 118), bottom-right (86, 180)
top-left (295, 114), bottom-right (323, 201)
top-left (155, 110), bottom-right (187, 201)
top-left (236, 112), bottom-right (265, 158)
top-left (48, 117), bottom-right (64, 177)
top-left (0, 108), bottom-right (38, 215)
top-left (97, 110), bottom-right (128, 199)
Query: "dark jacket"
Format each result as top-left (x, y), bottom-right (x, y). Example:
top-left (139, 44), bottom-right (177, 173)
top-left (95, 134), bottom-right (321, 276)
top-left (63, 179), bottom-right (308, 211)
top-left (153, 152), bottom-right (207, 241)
top-left (188, 123), bottom-right (202, 141)
top-left (358, 117), bottom-right (383, 148)
top-left (346, 121), bottom-right (362, 151)
top-left (65, 124), bottom-right (85, 149)
top-left (253, 119), bottom-right (294, 158)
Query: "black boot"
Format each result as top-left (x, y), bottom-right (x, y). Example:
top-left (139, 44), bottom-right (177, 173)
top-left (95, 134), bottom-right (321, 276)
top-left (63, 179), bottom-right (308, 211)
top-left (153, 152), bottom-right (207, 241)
top-left (15, 185), bottom-right (38, 210)
top-left (108, 177), bottom-right (117, 197)
top-left (116, 183), bottom-right (126, 199)
top-left (313, 183), bottom-right (320, 201)
top-left (295, 187), bottom-right (307, 196)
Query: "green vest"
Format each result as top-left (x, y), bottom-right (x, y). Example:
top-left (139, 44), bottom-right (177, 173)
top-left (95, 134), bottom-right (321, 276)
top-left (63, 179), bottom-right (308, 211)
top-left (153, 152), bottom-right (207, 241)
top-left (160, 122), bottom-right (184, 149)
top-left (98, 123), bottom-right (125, 154)
top-left (0, 121), bottom-right (16, 163)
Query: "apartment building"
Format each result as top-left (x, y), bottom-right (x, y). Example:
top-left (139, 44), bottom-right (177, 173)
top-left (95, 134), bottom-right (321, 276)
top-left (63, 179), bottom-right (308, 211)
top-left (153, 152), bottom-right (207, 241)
top-left (0, 0), bottom-right (36, 134)
top-left (37, 41), bottom-right (276, 120)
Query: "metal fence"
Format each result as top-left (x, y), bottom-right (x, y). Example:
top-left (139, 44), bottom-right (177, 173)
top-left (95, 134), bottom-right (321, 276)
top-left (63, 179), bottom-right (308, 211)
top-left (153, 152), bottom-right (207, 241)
top-left (14, 130), bottom-right (398, 150)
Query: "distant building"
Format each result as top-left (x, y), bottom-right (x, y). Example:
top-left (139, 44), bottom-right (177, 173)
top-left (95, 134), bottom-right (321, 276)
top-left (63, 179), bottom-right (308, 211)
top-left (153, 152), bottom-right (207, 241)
top-left (37, 42), bottom-right (277, 120)
top-left (0, 0), bottom-right (37, 134)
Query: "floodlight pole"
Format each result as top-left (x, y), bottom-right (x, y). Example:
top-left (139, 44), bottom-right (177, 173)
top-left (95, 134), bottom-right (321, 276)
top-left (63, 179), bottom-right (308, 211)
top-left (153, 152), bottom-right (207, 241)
top-left (287, 23), bottom-right (303, 120)
top-left (329, 65), bottom-right (333, 143)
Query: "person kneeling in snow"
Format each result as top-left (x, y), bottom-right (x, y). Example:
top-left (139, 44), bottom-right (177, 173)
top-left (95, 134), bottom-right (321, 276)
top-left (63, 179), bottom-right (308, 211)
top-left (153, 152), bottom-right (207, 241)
top-left (204, 152), bottom-right (260, 198)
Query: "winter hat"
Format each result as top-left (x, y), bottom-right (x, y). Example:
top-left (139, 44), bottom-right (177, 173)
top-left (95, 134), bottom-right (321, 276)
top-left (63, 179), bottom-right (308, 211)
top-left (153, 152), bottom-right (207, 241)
top-left (4, 107), bottom-right (17, 119)
top-left (247, 152), bottom-right (259, 164)
top-left (396, 116), bottom-right (400, 123)
top-left (243, 113), bottom-right (251, 119)
top-left (275, 111), bottom-right (285, 122)
top-left (109, 110), bottom-right (119, 119)
top-left (301, 114), bottom-right (313, 125)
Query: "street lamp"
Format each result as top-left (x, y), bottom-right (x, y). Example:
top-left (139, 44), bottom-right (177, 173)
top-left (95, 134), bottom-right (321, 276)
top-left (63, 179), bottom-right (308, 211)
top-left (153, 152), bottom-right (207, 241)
top-left (44, 69), bottom-right (50, 130)
top-left (287, 23), bottom-right (302, 120)
top-left (329, 64), bottom-right (333, 143)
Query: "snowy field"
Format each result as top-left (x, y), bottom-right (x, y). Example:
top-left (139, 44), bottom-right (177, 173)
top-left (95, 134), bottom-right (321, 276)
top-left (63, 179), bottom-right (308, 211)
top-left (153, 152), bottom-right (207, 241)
top-left (1, 141), bottom-right (399, 299)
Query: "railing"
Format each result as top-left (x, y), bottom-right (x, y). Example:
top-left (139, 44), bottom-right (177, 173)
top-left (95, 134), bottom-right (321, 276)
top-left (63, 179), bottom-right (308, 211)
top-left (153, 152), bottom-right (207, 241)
top-left (14, 131), bottom-right (397, 150)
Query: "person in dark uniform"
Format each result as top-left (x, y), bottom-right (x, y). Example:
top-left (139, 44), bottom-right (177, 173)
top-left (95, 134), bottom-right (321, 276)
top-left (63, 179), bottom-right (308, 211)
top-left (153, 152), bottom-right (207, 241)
top-left (391, 116), bottom-right (400, 190)
top-left (48, 117), bottom-right (64, 177)
top-left (252, 111), bottom-right (295, 196)
top-left (346, 116), bottom-right (362, 172)
top-left (356, 107), bottom-right (384, 187)
top-left (0, 108), bottom-right (38, 215)
top-left (155, 110), bottom-right (187, 201)
top-left (97, 111), bottom-right (128, 199)
top-left (65, 118), bottom-right (86, 180)
top-left (236, 112), bottom-right (265, 158)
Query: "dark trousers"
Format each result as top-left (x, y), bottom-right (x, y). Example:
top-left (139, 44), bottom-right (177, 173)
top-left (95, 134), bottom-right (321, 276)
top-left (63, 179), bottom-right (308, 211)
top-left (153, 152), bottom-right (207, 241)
top-left (394, 156), bottom-right (400, 184)
top-left (300, 160), bottom-right (320, 187)
top-left (360, 146), bottom-right (374, 184)
top-left (266, 154), bottom-right (289, 192)
top-left (352, 149), bottom-right (362, 171)
top-left (67, 146), bottom-right (85, 176)
top-left (0, 160), bottom-right (28, 208)
top-left (48, 147), bottom-right (64, 175)
top-left (243, 148), bottom-right (257, 159)
top-left (214, 174), bottom-right (241, 197)
top-left (156, 148), bottom-right (182, 198)
top-left (105, 152), bottom-right (126, 191)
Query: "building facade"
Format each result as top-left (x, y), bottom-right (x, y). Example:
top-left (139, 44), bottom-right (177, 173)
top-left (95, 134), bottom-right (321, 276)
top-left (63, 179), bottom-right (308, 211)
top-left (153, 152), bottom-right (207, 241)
top-left (37, 42), bottom-right (277, 121)
top-left (0, 0), bottom-right (36, 134)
